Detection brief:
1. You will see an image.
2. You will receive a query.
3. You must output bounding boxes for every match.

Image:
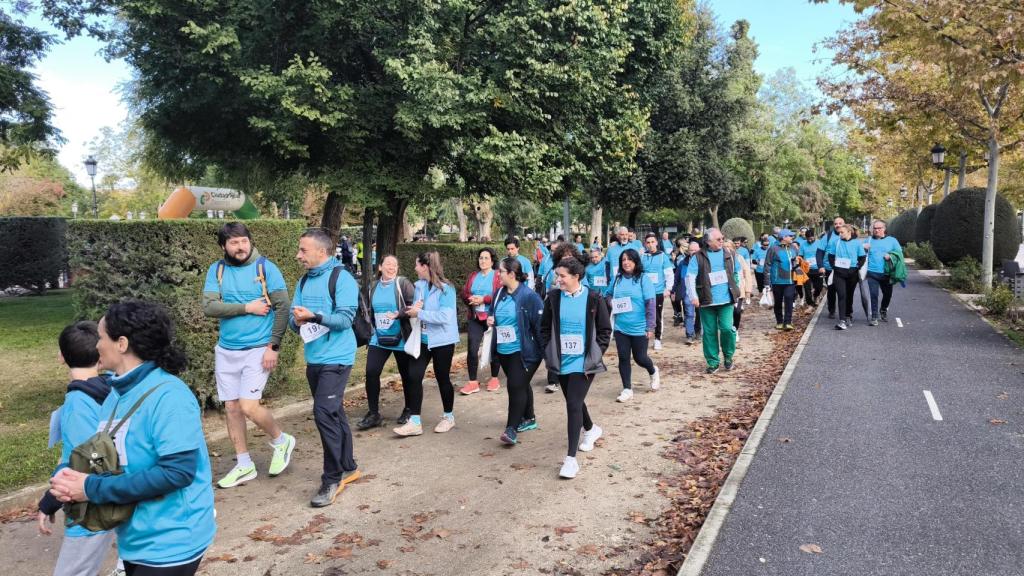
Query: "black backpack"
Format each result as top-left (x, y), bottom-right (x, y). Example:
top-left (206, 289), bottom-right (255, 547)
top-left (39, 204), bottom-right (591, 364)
top-left (299, 266), bottom-right (374, 347)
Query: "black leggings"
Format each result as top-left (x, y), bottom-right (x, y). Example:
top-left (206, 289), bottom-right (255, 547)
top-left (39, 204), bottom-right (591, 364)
top-left (406, 343), bottom-right (455, 415)
top-left (834, 270), bottom-right (858, 319)
top-left (365, 345), bottom-right (411, 415)
top-left (653, 293), bottom-right (665, 339)
top-left (614, 330), bottom-right (655, 390)
top-left (558, 372), bottom-right (594, 457)
top-left (755, 271), bottom-right (766, 293)
top-left (124, 557), bottom-right (202, 576)
top-left (498, 352), bottom-right (540, 428)
top-left (771, 284), bottom-right (796, 324)
top-left (671, 295), bottom-right (682, 319)
top-left (733, 298), bottom-right (744, 330)
top-left (466, 317), bottom-right (499, 381)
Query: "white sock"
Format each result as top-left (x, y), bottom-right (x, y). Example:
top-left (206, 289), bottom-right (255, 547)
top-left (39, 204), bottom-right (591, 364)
top-left (236, 452), bottom-right (253, 468)
top-left (271, 433), bottom-right (288, 446)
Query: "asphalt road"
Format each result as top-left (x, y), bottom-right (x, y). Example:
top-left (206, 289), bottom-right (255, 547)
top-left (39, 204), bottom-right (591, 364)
top-left (700, 270), bottom-right (1024, 576)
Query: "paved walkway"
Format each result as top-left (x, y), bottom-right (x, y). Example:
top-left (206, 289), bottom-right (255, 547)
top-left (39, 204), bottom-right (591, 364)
top-left (697, 270), bottom-right (1024, 576)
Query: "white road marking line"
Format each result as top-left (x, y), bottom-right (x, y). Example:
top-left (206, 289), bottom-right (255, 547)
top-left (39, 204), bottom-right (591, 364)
top-left (896, 317), bottom-right (904, 327)
top-left (923, 390), bottom-right (943, 421)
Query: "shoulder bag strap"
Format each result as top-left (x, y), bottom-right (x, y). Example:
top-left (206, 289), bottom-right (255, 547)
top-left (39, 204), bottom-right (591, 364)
top-left (107, 381), bottom-right (170, 436)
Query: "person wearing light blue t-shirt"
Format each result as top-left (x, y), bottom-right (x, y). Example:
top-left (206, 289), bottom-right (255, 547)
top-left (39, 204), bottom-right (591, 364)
top-left (606, 226), bottom-right (645, 278)
top-left (827, 224), bottom-right (867, 329)
top-left (799, 231), bottom-right (824, 306)
top-left (49, 302), bottom-right (216, 575)
top-left (750, 238), bottom-right (770, 293)
top-left (290, 229), bottom-right (362, 507)
top-left (504, 237), bottom-right (536, 290)
top-left (585, 249), bottom-right (612, 297)
top-left (864, 220), bottom-right (904, 324)
top-left (610, 248), bottom-right (659, 403)
top-left (202, 222), bottom-right (296, 490)
top-left (641, 234), bottom-right (676, 350)
top-left (763, 229), bottom-right (799, 330)
top-left (817, 217), bottom-right (846, 318)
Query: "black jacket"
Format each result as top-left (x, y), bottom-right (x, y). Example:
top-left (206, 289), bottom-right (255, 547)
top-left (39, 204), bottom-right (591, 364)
top-left (540, 287), bottom-right (612, 375)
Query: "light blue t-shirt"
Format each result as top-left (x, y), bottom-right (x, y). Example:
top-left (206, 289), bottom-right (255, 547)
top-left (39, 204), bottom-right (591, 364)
top-left (511, 254), bottom-right (534, 285)
top-left (865, 236), bottom-right (902, 274)
top-left (737, 246), bottom-right (751, 263)
top-left (575, 243), bottom-right (586, 254)
top-left (829, 238), bottom-right (866, 270)
top-left (494, 294), bottom-right (521, 355)
top-left (292, 261), bottom-right (359, 365)
top-left (585, 259), bottom-right (611, 296)
top-left (686, 250), bottom-right (741, 306)
top-left (370, 279), bottom-right (403, 351)
top-left (606, 240), bottom-right (644, 277)
top-left (471, 270), bottom-right (496, 313)
top-left (203, 257), bottom-right (287, 350)
top-left (751, 244), bottom-right (769, 273)
top-left (59, 390), bottom-right (107, 538)
top-left (611, 274), bottom-right (655, 336)
top-left (641, 252), bottom-right (672, 293)
top-left (661, 239), bottom-right (673, 254)
top-left (99, 367), bottom-right (215, 564)
top-left (799, 240), bottom-right (820, 270)
top-left (558, 288), bottom-right (589, 375)
top-left (821, 232), bottom-right (841, 271)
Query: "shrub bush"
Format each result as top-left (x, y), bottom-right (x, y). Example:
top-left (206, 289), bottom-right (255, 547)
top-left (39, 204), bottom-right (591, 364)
top-left (887, 209), bottom-right (918, 246)
top-left (941, 256), bottom-right (983, 293)
top-left (930, 187), bottom-right (1022, 266)
top-left (66, 219), bottom-right (308, 407)
top-left (721, 217), bottom-right (755, 243)
top-left (980, 283), bottom-right (1016, 317)
top-left (914, 204), bottom-right (938, 245)
top-left (0, 217), bottom-right (67, 293)
top-left (904, 242), bottom-right (942, 269)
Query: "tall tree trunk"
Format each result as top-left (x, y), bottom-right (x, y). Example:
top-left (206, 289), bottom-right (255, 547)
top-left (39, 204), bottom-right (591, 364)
top-left (473, 200), bottom-right (494, 241)
top-left (376, 197), bottom-right (409, 260)
top-left (321, 191), bottom-right (346, 245)
top-left (590, 203), bottom-right (602, 247)
top-left (708, 204), bottom-right (720, 229)
top-left (982, 133), bottom-right (999, 288)
top-left (452, 197), bottom-right (468, 242)
top-left (361, 207), bottom-right (375, 291)
top-left (957, 150), bottom-right (968, 190)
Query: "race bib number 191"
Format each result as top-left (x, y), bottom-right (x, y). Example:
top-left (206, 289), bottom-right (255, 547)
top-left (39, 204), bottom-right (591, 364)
top-left (300, 322), bottom-right (330, 344)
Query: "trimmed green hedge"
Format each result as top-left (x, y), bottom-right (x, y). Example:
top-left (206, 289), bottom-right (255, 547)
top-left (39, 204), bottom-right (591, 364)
top-left (67, 220), bottom-right (308, 407)
top-left (0, 217), bottom-right (66, 293)
top-left (887, 209), bottom-right (919, 246)
top-left (721, 217), bottom-right (755, 243)
top-left (930, 187), bottom-right (1022, 267)
top-left (914, 204), bottom-right (938, 245)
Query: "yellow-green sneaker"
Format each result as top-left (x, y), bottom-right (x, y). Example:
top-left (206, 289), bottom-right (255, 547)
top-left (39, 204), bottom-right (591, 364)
top-left (268, 433), bottom-right (296, 477)
top-left (217, 463), bottom-right (257, 489)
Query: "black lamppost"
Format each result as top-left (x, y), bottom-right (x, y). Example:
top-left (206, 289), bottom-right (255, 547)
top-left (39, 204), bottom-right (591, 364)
top-left (930, 143), bottom-right (950, 200)
top-left (84, 155), bottom-right (98, 218)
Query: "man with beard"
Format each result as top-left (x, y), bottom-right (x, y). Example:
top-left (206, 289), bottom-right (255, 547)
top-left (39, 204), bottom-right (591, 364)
top-left (203, 222), bottom-right (296, 489)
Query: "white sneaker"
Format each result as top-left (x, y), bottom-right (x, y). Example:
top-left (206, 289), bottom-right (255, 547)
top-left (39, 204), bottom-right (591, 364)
top-left (616, 388), bottom-right (633, 402)
top-left (578, 425), bottom-right (603, 452)
top-left (545, 382), bottom-right (560, 393)
top-left (649, 367), bottom-right (660, 390)
top-left (559, 456), bottom-right (580, 479)
top-left (734, 331), bottom-right (741, 344)
top-left (653, 339), bottom-right (663, 350)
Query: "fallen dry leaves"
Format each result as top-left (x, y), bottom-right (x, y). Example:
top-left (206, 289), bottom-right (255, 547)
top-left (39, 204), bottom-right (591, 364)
top-left (799, 543), bottom-right (823, 554)
top-left (247, 514), bottom-right (331, 546)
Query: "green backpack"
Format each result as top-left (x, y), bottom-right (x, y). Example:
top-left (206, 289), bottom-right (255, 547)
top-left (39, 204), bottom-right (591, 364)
top-left (64, 382), bottom-right (167, 532)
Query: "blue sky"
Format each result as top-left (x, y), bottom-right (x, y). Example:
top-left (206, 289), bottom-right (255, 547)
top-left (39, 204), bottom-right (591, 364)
top-left (29, 1), bottom-right (858, 185)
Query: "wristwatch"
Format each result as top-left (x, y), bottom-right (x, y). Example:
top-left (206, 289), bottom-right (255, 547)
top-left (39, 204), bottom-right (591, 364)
top-left (270, 344), bottom-right (280, 352)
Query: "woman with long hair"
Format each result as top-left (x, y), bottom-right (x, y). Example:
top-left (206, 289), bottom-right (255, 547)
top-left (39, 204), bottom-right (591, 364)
top-left (359, 255), bottom-right (416, 430)
top-left (393, 251), bottom-right (460, 436)
top-left (460, 247), bottom-right (502, 395)
top-left (828, 224), bottom-right (866, 330)
top-left (49, 301), bottom-right (215, 575)
top-left (488, 257), bottom-right (545, 445)
top-left (609, 249), bottom-right (659, 403)
top-left (541, 258), bottom-right (612, 479)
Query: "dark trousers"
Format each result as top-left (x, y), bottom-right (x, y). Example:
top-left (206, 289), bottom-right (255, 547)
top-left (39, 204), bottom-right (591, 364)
top-left (124, 558), bottom-right (202, 576)
top-left (834, 270), bottom-right (858, 319)
top-left (466, 317), bottom-right (499, 381)
top-left (733, 298), bottom-right (744, 330)
top-left (365, 345), bottom-right (411, 415)
top-left (671, 295), bottom-right (682, 320)
top-left (755, 271), bottom-right (766, 293)
top-left (406, 343), bottom-right (455, 415)
top-left (826, 271), bottom-right (838, 314)
top-left (306, 363), bottom-right (357, 485)
top-left (614, 330), bottom-right (655, 390)
top-left (866, 271), bottom-right (894, 317)
top-left (653, 293), bottom-right (665, 339)
top-left (805, 270), bottom-right (823, 304)
top-left (498, 352), bottom-right (540, 428)
top-left (771, 284), bottom-right (796, 324)
top-left (558, 373), bottom-right (594, 457)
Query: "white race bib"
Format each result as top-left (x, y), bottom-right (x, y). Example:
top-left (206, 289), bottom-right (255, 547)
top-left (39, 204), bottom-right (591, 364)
top-left (474, 304), bottom-right (487, 313)
top-left (647, 272), bottom-right (659, 285)
top-left (709, 270), bottom-right (728, 285)
top-left (374, 313), bottom-right (394, 331)
top-left (592, 276), bottom-right (607, 287)
top-left (611, 297), bottom-right (633, 314)
top-left (835, 257), bottom-right (851, 269)
top-left (560, 334), bottom-right (584, 355)
top-left (300, 322), bottom-right (331, 344)
top-left (496, 326), bottom-right (517, 344)
top-left (97, 418), bottom-right (131, 466)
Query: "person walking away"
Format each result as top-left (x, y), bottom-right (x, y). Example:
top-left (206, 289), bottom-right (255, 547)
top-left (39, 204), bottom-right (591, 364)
top-left (800, 230), bottom-right (823, 306)
top-left (290, 229), bottom-right (363, 507)
top-left (864, 220), bottom-right (903, 325)
top-left (763, 229), bottom-right (799, 331)
top-left (393, 251), bottom-right (460, 436)
top-left (642, 233), bottom-right (675, 350)
top-left (817, 217), bottom-right (845, 319)
top-left (676, 241), bottom-right (703, 345)
top-left (460, 248), bottom-right (503, 394)
top-left (489, 257), bottom-right (545, 445)
top-left (609, 249), bottom-right (659, 402)
top-left (751, 237), bottom-right (770, 293)
top-left (540, 258), bottom-right (612, 479)
top-left (358, 255), bottom-right (416, 430)
top-left (828, 224), bottom-right (866, 330)
top-left (49, 302), bottom-right (216, 575)
top-left (686, 228), bottom-right (742, 373)
top-left (202, 222), bottom-right (295, 489)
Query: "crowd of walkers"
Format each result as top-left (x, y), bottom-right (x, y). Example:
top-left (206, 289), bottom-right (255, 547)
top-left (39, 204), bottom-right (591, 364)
top-left (37, 217), bottom-right (906, 576)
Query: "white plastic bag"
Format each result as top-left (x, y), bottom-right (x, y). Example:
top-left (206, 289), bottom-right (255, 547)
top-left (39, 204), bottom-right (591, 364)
top-left (404, 317), bottom-right (422, 358)
top-left (759, 288), bottom-right (774, 307)
top-left (479, 327), bottom-right (493, 367)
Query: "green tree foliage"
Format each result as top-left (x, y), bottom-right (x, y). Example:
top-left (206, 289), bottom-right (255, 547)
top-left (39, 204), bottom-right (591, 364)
top-left (930, 187), bottom-right (1022, 267)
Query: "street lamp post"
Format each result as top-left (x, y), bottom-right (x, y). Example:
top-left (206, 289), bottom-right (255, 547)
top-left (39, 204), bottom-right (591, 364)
top-left (84, 156), bottom-right (98, 218)
top-left (71, 202), bottom-right (78, 219)
top-left (930, 143), bottom-right (951, 199)
top-left (899, 185), bottom-right (908, 208)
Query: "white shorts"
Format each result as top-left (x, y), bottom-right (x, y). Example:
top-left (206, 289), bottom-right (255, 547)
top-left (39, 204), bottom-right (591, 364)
top-left (215, 345), bottom-right (271, 401)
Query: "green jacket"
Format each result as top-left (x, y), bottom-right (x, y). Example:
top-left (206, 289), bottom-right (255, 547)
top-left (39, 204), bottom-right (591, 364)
top-left (885, 250), bottom-right (907, 284)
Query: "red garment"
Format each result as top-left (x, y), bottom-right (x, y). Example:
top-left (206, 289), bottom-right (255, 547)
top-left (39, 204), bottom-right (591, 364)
top-left (462, 270), bottom-right (502, 321)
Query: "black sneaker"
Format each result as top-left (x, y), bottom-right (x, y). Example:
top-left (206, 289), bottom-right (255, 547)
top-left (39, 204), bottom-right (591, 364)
top-left (685, 336), bottom-right (695, 345)
top-left (673, 317), bottom-right (683, 326)
top-left (396, 407), bottom-right (412, 426)
top-left (880, 309), bottom-right (888, 322)
top-left (357, 411), bottom-right (382, 430)
top-left (310, 482), bottom-right (340, 508)
top-left (705, 365), bottom-right (720, 375)
top-left (724, 359), bottom-right (734, 371)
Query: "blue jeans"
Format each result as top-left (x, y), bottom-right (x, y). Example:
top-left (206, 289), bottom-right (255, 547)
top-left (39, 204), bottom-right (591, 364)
top-left (683, 297), bottom-right (700, 337)
top-left (866, 271), bottom-right (893, 318)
